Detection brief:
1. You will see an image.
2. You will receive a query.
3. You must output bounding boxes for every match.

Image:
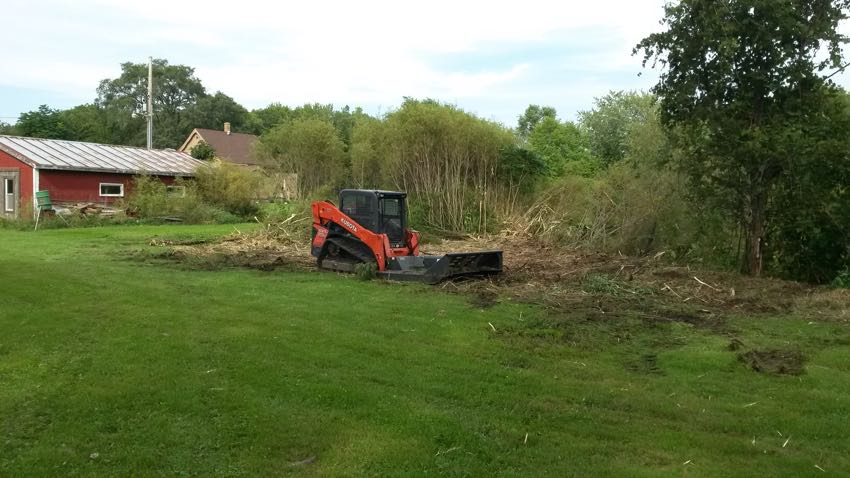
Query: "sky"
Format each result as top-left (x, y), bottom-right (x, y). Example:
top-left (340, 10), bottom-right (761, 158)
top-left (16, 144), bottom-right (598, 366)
top-left (2, 0), bottom-right (850, 128)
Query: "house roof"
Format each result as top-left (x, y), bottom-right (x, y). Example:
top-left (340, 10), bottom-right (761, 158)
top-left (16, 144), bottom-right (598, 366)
top-left (182, 128), bottom-right (259, 166)
top-left (0, 135), bottom-right (204, 176)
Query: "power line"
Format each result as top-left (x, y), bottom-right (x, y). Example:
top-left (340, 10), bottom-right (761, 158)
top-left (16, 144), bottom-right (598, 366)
top-left (824, 62), bottom-right (850, 81)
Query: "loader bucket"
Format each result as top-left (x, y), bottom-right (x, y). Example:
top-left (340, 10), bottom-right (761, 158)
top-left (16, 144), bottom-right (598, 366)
top-left (378, 250), bottom-right (503, 284)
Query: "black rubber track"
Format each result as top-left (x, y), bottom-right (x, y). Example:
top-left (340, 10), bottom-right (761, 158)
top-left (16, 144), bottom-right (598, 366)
top-left (324, 236), bottom-right (376, 263)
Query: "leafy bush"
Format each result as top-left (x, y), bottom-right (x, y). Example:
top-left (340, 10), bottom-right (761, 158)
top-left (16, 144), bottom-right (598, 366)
top-left (257, 201), bottom-right (313, 224)
top-left (123, 166), bottom-right (263, 223)
top-left (190, 141), bottom-right (216, 160)
top-left (528, 116), bottom-right (599, 177)
top-left (192, 161), bottom-right (263, 217)
top-left (124, 175), bottom-right (172, 218)
top-left (255, 118), bottom-right (347, 196)
top-left (831, 268), bottom-right (850, 289)
top-left (497, 145), bottom-right (548, 194)
top-left (521, 161), bottom-right (733, 263)
top-left (354, 262), bottom-right (377, 281)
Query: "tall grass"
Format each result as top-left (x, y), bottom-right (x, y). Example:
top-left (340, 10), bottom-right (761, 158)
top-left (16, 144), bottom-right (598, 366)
top-left (351, 99), bottom-right (517, 232)
top-left (517, 163), bottom-right (736, 263)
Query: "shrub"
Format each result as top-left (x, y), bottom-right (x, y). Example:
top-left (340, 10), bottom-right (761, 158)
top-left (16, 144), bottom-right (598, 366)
top-left (190, 141), bottom-right (216, 160)
top-left (257, 201), bottom-right (313, 224)
top-left (832, 268), bottom-right (850, 288)
top-left (123, 167), bottom-right (263, 223)
top-left (124, 175), bottom-right (172, 218)
top-left (354, 262), bottom-right (377, 281)
top-left (521, 161), bottom-right (734, 264)
top-left (192, 161), bottom-right (263, 216)
top-left (255, 119), bottom-right (347, 197)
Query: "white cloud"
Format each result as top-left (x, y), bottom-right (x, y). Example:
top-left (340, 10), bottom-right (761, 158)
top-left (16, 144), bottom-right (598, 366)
top-left (0, 0), bottom-right (683, 123)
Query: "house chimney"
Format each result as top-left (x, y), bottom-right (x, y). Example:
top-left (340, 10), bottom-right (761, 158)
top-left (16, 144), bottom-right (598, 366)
top-left (224, 122), bottom-right (231, 135)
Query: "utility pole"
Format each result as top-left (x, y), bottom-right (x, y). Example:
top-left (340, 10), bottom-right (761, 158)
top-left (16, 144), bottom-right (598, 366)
top-left (146, 57), bottom-right (153, 149)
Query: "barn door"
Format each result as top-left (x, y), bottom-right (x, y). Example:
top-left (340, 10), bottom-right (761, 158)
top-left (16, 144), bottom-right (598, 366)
top-left (1, 171), bottom-right (20, 218)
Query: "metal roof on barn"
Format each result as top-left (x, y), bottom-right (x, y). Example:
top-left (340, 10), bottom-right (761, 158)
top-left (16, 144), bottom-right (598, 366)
top-left (0, 135), bottom-right (205, 176)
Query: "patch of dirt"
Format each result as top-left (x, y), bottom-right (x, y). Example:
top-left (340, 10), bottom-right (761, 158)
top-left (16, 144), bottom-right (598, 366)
top-left (738, 349), bottom-right (806, 375)
top-left (469, 290), bottom-right (499, 309)
top-left (145, 221), bottom-right (842, 325)
top-left (145, 223), bottom-right (314, 272)
top-left (727, 338), bottom-right (746, 351)
top-left (428, 234), bottom-right (832, 321)
top-left (148, 237), bottom-right (212, 246)
top-left (625, 354), bottom-right (664, 375)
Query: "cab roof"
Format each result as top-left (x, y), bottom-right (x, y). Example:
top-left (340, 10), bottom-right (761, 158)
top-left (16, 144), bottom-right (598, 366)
top-left (340, 189), bottom-right (406, 197)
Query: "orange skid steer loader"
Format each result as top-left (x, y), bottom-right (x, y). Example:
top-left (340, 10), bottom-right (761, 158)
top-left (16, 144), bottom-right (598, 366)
top-left (311, 189), bottom-right (502, 283)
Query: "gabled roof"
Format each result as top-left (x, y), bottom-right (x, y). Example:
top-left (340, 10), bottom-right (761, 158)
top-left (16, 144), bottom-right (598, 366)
top-left (0, 135), bottom-right (204, 176)
top-left (181, 128), bottom-right (259, 166)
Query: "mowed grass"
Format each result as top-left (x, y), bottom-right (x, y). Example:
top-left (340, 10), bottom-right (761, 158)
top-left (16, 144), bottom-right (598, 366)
top-left (1, 225), bottom-right (849, 477)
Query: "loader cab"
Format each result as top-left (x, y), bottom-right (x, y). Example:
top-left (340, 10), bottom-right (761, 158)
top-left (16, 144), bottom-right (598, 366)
top-left (339, 189), bottom-right (408, 247)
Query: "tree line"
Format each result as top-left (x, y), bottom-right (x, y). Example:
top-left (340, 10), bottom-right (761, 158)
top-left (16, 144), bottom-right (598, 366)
top-left (0, 59), bottom-right (367, 150)
top-left (2, 0), bottom-right (849, 284)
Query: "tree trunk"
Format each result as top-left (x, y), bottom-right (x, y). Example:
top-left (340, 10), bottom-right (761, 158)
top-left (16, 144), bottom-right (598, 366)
top-left (743, 193), bottom-right (766, 276)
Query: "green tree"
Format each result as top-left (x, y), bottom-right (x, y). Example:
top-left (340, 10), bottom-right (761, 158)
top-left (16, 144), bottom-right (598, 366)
top-left (766, 89), bottom-right (850, 282)
top-left (96, 59), bottom-right (206, 148)
top-left (636, 0), bottom-right (850, 277)
top-left (246, 103), bottom-right (368, 148)
top-left (579, 91), bottom-right (664, 166)
top-left (185, 92), bottom-right (249, 132)
top-left (497, 145), bottom-right (548, 194)
top-left (0, 121), bottom-right (17, 135)
top-left (59, 104), bottom-right (112, 144)
top-left (190, 141), bottom-right (216, 160)
top-left (255, 119), bottom-right (347, 196)
top-left (527, 117), bottom-right (599, 177)
top-left (16, 105), bottom-right (69, 139)
top-left (380, 99), bottom-right (515, 231)
top-left (517, 105), bottom-right (557, 140)
top-left (246, 103), bottom-right (295, 134)
top-left (350, 115), bottom-right (387, 188)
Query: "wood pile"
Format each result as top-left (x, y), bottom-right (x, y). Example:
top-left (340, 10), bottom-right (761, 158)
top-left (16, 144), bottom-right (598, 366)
top-left (62, 203), bottom-right (122, 217)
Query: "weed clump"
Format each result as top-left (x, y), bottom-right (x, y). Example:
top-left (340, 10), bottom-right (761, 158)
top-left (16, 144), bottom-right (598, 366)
top-left (581, 274), bottom-right (652, 297)
top-left (354, 262), bottom-right (377, 281)
top-left (738, 349), bottom-right (806, 375)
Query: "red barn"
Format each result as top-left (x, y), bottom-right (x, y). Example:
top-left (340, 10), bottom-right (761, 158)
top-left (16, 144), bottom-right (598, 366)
top-left (0, 135), bottom-right (205, 219)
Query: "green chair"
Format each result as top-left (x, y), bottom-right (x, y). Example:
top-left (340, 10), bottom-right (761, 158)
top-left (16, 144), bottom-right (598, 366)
top-left (34, 190), bottom-right (57, 230)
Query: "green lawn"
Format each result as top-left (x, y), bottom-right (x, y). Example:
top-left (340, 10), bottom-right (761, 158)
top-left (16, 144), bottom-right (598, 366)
top-left (1, 224), bottom-right (848, 476)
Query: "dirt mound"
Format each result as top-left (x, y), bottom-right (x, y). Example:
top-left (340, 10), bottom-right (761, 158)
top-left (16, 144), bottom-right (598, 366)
top-left (738, 349), bottom-right (806, 375)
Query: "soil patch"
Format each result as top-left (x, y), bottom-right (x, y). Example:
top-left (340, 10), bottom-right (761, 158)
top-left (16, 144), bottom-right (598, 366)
top-left (144, 224), bottom-right (314, 272)
top-left (738, 349), bottom-right (806, 375)
top-left (469, 290), bottom-right (499, 309)
top-left (625, 354), bottom-right (664, 375)
top-left (144, 222), bottom-right (841, 325)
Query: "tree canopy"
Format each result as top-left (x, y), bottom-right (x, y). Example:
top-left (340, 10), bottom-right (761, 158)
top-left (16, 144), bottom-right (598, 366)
top-left (527, 117), bottom-right (598, 177)
top-left (636, 0), bottom-right (850, 276)
top-left (579, 91), bottom-right (661, 167)
top-left (96, 59), bottom-right (206, 148)
top-left (255, 118), bottom-right (348, 196)
top-left (185, 92), bottom-right (249, 133)
top-left (516, 105), bottom-right (557, 140)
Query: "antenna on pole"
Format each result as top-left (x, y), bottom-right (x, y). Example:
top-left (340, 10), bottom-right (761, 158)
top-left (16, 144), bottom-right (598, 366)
top-left (146, 57), bottom-right (153, 149)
